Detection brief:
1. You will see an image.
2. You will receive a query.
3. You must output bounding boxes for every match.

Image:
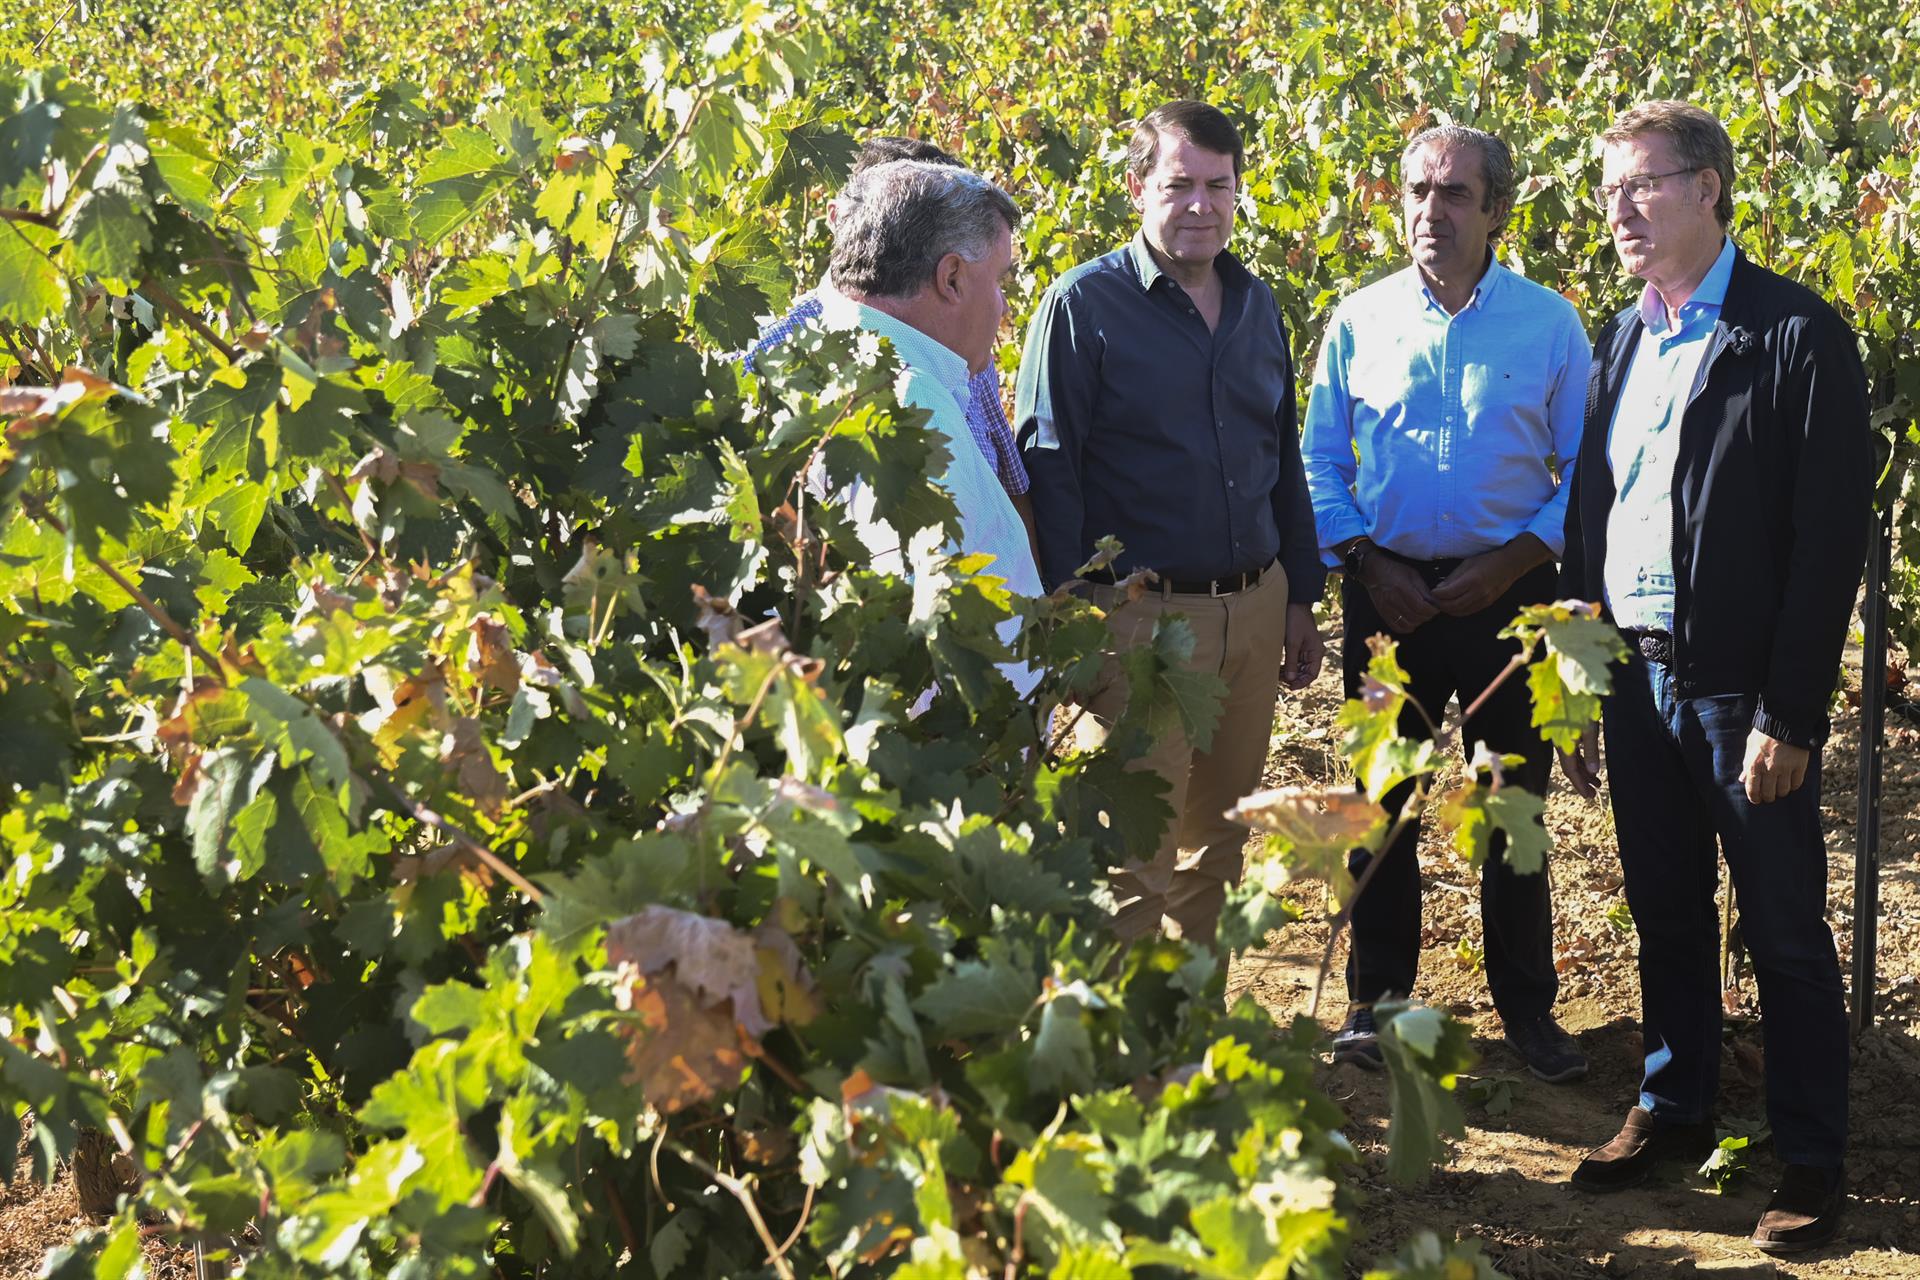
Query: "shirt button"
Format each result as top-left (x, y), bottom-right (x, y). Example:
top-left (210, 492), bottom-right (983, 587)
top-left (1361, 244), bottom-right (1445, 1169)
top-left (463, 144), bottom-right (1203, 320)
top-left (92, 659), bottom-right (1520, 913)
top-left (1227, 479), bottom-right (1236, 489)
top-left (1437, 463), bottom-right (1451, 472)
top-left (1441, 512), bottom-right (1452, 521)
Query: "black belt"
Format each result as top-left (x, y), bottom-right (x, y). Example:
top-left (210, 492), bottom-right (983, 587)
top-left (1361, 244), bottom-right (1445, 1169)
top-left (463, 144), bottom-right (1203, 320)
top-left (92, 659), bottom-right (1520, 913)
top-left (1087, 562), bottom-right (1267, 597)
top-left (1377, 548), bottom-right (1466, 588)
top-left (1622, 628), bottom-right (1674, 665)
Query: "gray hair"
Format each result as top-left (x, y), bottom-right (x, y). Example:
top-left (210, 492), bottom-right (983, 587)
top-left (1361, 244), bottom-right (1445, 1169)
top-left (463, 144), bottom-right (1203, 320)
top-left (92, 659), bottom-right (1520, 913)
top-left (1402, 124), bottom-right (1517, 227)
top-left (829, 160), bottom-right (1019, 300)
top-left (1602, 101), bottom-right (1736, 227)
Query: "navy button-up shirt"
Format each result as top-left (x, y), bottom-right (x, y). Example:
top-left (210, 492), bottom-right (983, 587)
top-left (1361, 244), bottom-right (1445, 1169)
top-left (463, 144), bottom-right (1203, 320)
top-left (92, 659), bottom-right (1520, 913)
top-left (1013, 235), bottom-right (1325, 600)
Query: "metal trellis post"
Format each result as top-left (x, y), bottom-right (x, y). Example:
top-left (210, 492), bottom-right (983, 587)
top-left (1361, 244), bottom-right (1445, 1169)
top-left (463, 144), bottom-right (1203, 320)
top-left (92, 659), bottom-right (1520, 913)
top-left (1850, 503), bottom-right (1892, 1037)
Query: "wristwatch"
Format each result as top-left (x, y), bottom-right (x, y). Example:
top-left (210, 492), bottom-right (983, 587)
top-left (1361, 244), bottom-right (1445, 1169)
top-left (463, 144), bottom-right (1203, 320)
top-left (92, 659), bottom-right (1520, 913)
top-left (1343, 537), bottom-right (1377, 583)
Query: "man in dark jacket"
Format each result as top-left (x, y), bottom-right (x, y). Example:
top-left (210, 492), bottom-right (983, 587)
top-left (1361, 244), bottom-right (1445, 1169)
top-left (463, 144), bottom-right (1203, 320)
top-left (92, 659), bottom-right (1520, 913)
top-left (1559, 101), bottom-right (1870, 1254)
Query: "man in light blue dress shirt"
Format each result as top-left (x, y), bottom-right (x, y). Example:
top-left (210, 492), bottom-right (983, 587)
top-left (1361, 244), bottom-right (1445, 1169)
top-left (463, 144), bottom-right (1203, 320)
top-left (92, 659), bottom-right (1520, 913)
top-left (812, 159), bottom-right (1041, 695)
top-left (1301, 125), bottom-right (1592, 1083)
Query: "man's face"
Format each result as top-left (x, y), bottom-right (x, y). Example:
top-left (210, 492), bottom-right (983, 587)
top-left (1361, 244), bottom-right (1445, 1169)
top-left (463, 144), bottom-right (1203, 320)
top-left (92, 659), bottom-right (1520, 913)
top-left (1402, 142), bottom-right (1504, 281)
top-left (1126, 132), bottom-right (1237, 268)
top-left (953, 220), bottom-right (1013, 376)
top-left (1600, 132), bottom-right (1718, 282)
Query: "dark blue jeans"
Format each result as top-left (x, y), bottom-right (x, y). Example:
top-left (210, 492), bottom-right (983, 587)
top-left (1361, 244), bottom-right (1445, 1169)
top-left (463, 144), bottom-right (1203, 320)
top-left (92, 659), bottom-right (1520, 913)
top-left (1604, 654), bottom-right (1848, 1167)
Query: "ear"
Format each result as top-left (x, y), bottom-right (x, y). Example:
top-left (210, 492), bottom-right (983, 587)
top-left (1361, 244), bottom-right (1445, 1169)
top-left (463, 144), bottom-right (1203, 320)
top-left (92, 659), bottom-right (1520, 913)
top-left (1696, 167), bottom-right (1722, 215)
top-left (932, 251), bottom-right (967, 304)
top-left (1488, 197), bottom-right (1513, 239)
top-left (1125, 168), bottom-right (1145, 207)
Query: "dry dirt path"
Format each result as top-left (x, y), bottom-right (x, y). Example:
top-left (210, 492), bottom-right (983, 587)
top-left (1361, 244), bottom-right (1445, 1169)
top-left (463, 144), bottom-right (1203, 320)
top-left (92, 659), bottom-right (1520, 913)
top-left (1234, 614), bottom-right (1920, 1278)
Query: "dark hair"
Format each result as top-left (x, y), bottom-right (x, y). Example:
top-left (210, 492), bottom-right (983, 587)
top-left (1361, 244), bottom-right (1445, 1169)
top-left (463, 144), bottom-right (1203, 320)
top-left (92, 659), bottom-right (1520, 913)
top-left (830, 160), bottom-right (1020, 299)
top-left (1402, 124), bottom-right (1517, 236)
top-left (851, 135), bottom-right (958, 177)
top-left (1127, 100), bottom-right (1244, 180)
top-left (1602, 101), bottom-right (1737, 227)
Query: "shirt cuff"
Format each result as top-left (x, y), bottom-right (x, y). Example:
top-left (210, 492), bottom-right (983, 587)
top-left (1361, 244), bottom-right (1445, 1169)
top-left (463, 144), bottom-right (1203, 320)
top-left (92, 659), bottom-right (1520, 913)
top-left (1752, 697), bottom-right (1827, 750)
top-left (1522, 506), bottom-right (1569, 559)
top-left (1315, 511), bottom-right (1369, 569)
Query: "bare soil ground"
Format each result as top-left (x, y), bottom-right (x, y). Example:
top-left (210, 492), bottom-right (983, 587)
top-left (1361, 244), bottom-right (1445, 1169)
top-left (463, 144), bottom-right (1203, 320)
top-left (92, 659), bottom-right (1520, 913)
top-left (1234, 609), bottom-right (1920, 1277)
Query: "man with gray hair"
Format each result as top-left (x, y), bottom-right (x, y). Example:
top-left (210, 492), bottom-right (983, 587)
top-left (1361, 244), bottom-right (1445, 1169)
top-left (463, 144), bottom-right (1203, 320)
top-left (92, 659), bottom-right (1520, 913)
top-left (1301, 123), bottom-right (1592, 1081)
top-left (813, 159), bottom-right (1042, 685)
top-left (1561, 101), bottom-right (1868, 1253)
top-left (745, 138), bottom-right (1033, 513)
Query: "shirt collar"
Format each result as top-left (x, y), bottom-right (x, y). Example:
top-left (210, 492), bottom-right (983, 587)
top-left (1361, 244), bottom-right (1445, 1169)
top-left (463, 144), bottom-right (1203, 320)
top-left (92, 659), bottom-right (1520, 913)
top-left (1127, 231), bottom-right (1252, 293)
top-left (1636, 236), bottom-right (1735, 333)
top-left (1413, 249), bottom-right (1504, 314)
top-left (816, 278), bottom-right (971, 405)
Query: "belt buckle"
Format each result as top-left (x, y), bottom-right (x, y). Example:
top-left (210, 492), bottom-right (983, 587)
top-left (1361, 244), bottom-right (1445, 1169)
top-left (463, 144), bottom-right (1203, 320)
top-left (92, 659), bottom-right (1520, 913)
top-left (1209, 576), bottom-right (1226, 598)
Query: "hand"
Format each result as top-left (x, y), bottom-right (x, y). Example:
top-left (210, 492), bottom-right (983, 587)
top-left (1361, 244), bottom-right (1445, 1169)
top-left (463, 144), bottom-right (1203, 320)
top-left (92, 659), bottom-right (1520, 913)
top-left (1740, 729), bottom-right (1809, 804)
top-left (1360, 556), bottom-right (1439, 633)
top-left (1430, 535), bottom-right (1547, 617)
top-left (1281, 601), bottom-right (1324, 689)
top-left (1558, 726), bottom-right (1603, 799)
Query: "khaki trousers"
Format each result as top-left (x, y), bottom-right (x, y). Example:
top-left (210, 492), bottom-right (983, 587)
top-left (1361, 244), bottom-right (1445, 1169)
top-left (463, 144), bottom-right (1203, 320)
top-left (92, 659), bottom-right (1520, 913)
top-left (1073, 563), bottom-right (1290, 946)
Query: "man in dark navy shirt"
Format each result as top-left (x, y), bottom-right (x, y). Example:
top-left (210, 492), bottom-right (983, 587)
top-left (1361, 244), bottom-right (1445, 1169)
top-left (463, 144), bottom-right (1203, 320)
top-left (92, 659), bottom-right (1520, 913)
top-left (1014, 100), bottom-right (1324, 947)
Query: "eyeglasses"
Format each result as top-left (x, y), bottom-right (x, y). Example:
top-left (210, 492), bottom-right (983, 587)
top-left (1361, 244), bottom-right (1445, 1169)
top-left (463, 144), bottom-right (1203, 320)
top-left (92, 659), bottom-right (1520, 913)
top-left (1591, 167), bottom-right (1700, 210)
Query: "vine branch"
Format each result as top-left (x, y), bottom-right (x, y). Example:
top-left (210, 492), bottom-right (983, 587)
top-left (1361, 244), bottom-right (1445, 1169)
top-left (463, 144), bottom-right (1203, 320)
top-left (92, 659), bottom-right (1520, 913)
top-left (377, 779), bottom-right (545, 902)
top-left (669, 1143), bottom-right (798, 1280)
top-left (1734, 0), bottom-right (1781, 263)
top-left (140, 277), bottom-right (239, 364)
top-left (23, 498), bottom-right (226, 675)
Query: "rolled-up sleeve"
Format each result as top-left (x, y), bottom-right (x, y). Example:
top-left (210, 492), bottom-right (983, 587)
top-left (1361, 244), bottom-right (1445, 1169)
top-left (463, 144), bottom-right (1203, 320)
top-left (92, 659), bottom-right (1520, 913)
top-left (1300, 311), bottom-right (1367, 566)
top-left (1521, 309), bottom-right (1594, 557)
top-left (1014, 285), bottom-right (1098, 590)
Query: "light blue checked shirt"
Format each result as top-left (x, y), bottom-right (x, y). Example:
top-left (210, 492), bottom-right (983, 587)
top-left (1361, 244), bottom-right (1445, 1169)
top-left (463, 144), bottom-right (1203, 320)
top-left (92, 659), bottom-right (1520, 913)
top-left (1302, 255), bottom-right (1591, 567)
top-left (814, 284), bottom-right (1042, 694)
top-left (746, 289), bottom-right (1030, 497)
top-left (1603, 237), bottom-right (1736, 632)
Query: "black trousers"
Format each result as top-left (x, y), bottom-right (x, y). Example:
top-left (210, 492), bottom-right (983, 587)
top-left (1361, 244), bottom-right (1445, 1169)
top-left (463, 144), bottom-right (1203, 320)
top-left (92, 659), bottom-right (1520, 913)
top-left (1342, 558), bottom-right (1560, 1022)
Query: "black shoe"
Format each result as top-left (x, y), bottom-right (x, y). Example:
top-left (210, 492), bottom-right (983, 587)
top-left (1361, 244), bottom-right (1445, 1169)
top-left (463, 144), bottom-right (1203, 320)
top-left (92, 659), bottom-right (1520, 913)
top-left (1752, 1163), bottom-right (1844, 1254)
top-left (1570, 1106), bottom-right (1715, 1192)
top-left (1332, 1005), bottom-right (1384, 1070)
top-left (1502, 1013), bottom-right (1589, 1083)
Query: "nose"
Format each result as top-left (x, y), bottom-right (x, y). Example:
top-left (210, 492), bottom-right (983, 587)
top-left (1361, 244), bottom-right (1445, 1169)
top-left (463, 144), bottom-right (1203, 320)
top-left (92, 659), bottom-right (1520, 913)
top-left (1602, 184), bottom-right (1636, 225)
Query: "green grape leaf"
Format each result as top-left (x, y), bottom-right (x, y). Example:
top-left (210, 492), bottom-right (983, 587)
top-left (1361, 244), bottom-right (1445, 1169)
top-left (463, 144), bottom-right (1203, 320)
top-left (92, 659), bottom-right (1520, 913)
top-left (242, 676), bottom-right (352, 793)
top-left (0, 219), bottom-right (64, 325)
top-left (912, 956), bottom-right (1036, 1039)
top-left (1376, 1002), bottom-right (1475, 1186)
top-left (1502, 602), bottom-right (1630, 751)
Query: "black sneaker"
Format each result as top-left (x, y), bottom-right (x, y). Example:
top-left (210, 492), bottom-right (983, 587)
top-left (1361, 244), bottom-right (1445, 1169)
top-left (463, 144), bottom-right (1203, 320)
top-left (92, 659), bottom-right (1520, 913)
top-left (1333, 1005), bottom-right (1384, 1070)
top-left (1752, 1163), bottom-right (1845, 1254)
top-left (1502, 1013), bottom-right (1588, 1083)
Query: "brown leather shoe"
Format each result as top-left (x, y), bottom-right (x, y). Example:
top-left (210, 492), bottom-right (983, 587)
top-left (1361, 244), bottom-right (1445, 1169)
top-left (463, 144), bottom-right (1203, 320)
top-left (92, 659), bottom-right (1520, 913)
top-left (1751, 1164), bottom-right (1844, 1254)
top-left (1570, 1106), bottom-right (1715, 1192)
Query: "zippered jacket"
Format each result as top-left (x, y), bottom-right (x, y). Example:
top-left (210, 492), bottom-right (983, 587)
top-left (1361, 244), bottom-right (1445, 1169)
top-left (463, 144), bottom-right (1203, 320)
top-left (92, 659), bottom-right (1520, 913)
top-left (1561, 250), bottom-right (1873, 748)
